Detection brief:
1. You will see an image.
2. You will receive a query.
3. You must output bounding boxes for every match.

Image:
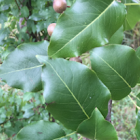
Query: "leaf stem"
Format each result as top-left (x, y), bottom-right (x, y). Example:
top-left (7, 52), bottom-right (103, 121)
top-left (79, 136), bottom-right (83, 140)
top-left (124, 3), bottom-right (140, 6)
top-left (128, 95), bottom-right (140, 110)
top-left (130, 92), bottom-right (140, 102)
top-left (54, 131), bottom-right (76, 140)
top-left (81, 54), bottom-right (90, 59)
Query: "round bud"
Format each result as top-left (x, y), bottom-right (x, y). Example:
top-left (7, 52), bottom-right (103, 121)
top-left (53, 0), bottom-right (67, 13)
top-left (47, 23), bottom-right (56, 36)
top-left (69, 57), bottom-right (82, 63)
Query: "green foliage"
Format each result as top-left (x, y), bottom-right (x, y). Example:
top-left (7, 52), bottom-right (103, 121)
top-left (37, 55), bottom-right (110, 130)
top-left (0, 41), bottom-right (49, 92)
top-left (1, 0), bottom-right (140, 139)
top-left (48, 0), bottom-right (126, 58)
top-left (16, 121), bottom-right (66, 140)
top-left (0, 0), bottom-right (58, 62)
top-left (90, 45), bottom-right (140, 100)
top-left (0, 85), bottom-right (49, 138)
top-left (122, 0), bottom-right (140, 31)
top-left (77, 108), bottom-right (118, 139)
top-left (109, 26), bottom-right (124, 44)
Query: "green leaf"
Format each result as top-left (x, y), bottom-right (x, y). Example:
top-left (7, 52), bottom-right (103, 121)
top-left (77, 108), bottom-right (118, 140)
top-left (122, 0), bottom-right (140, 30)
top-left (136, 47), bottom-right (140, 83)
top-left (36, 21), bottom-right (45, 33)
top-left (136, 46), bottom-right (140, 58)
top-left (37, 55), bottom-right (110, 130)
top-left (5, 126), bottom-right (19, 137)
top-left (48, 0), bottom-right (126, 58)
top-left (109, 26), bottom-right (124, 44)
top-left (135, 110), bottom-right (140, 140)
top-left (0, 41), bottom-right (49, 92)
top-left (20, 6), bottom-right (29, 18)
top-left (0, 107), bottom-right (6, 123)
top-left (29, 13), bottom-right (44, 21)
top-left (0, 13), bottom-right (8, 23)
top-left (0, 4), bottom-right (9, 11)
top-left (90, 45), bottom-right (140, 100)
top-left (29, 9), bottom-right (49, 21)
top-left (0, 28), bottom-right (10, 45)
top-left (22, 109), bottom-right (34, 118)
top-left (4, 121), bottom-right (11, 128)
top-left (23, 92), bottom-right (33, 101)
top-left (16, 121), bottom-right (66, 140)
top-left (27, 20), bottom-right (36, 33)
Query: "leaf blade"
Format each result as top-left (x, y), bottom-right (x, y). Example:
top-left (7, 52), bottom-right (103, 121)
top-left (90, 45), bottom-right (140, 100)
top-left (16, 121), bottom-right (66, 140)
top-left (0, 41), bottom-right (49, 92)
top-left (77, 108), bottom-right (118, 140)
top-left (37, 56), bottom-right (111, 130)
top-left (48, 0), bottom-right (126, 58)
top-left (122, 0), bottom-right (140, 30)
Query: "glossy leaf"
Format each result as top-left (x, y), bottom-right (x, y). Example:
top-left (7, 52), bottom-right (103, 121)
top-left (109, 26), bottom-right (124, 44)
top-left (135, 110), bottom-right (140, 140)
top-left (48, 0), bottom-right (126, 58)
top-left (37, 55), bottom-right (110, 130)
top-left (122, 0), bottom-right (140, 30)
top-left (77, 108), bottom-right (118, 140)
top-left (0, 41), bottom-right (48, 92)
top-left (90, 45), bottom-right (140, 100)
top-left (16, 121), bottom-right (66, 140)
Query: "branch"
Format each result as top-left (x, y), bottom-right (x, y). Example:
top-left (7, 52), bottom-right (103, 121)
top-left (15, 0), bottom-right (20, 10)
top-left (19, 0), bottom-right (22, 5)
top-left (106, 100), bottom-right (112, 123)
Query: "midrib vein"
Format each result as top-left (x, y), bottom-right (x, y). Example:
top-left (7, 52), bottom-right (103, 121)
top-left (51, 0), bottom-right (115, 57)
top-left (46, 61), bottom-right (90, 119)
top-left (0, 65), bottom-right (43, 76)
top-left (93, 53), bottom-right (131, 88)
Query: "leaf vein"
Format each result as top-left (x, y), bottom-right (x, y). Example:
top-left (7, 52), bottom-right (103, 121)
top-left (45, 61), bottom-right (90, 119)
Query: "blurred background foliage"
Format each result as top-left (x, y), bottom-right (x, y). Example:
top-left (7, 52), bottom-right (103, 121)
top-left (0, 0), bottom-right (140, 139)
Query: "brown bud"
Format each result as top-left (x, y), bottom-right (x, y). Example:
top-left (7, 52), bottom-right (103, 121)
top-left (53, 0), bottom-right (67, 13)
top-left (69, 57), bottom-right (82, 63)
top-left (47, 23), bottom-right (56, 36)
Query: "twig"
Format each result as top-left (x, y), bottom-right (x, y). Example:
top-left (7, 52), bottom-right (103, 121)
top-left (15, 0), bottom-right (20, 10)
top-left (19, 0), bottom-right (22, 5)
top-left (106, 100), bottom-right (112, 122)
top-left (128, 95), bottom-right (140, 110)
top-left (130, 92), bottom-right (140, 102)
